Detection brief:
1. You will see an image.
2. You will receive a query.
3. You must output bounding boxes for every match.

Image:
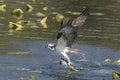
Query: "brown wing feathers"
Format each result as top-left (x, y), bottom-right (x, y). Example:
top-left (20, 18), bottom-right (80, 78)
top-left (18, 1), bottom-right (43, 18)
top-left (72, 7), bottom-right (89, 27)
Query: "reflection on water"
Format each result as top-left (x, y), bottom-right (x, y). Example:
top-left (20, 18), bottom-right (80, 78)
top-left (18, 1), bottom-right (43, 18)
top-left (0, 0), bottom-right (120, 80)
top-left (0, 40), bottom-right (120, 80)
top-left (0, 0), bottom-right (120, 49)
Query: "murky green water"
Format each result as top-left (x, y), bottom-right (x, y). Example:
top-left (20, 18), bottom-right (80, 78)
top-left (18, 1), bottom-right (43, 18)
top-left (0, 0), bottom-right (120, 80)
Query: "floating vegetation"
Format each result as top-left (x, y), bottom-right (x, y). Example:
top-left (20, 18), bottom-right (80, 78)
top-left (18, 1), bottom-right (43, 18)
top-left (114, 59), bottom-right (120, 65)
top-left (55, 13), bottom-right (64, 22)
top-left (29, 74), bottom-right (35, 80)
top-left (40, 16), bottom-right (47, 28)
top-left (42, 6), bottom-right (48, 11)
top-left (16, 20), bottom-right (40, 28)
top-left (26, 4), bottom-right (33, 13)
top-left (8, 51), bottom-right (29, 56)
top-left (16, 68), bottom-right (30, 71)
top-left (40, 1), bottom-right (44, 5)
top-left (65, 11), bottom-right (81, 15)
top-left (104, 58), bottom-right (111, 63)
top-left (79, 67), bottom-right (84, 71)
top-left (35, 12), bottom-right (45, 17)
top-left (20, 77), bottom-right (25, 80)
top-left (11, 8), bottom-right (24, 19)
top-left (66, 11), bottom-right (104, 16)
top-left (71, 12), bottom-right (81, 15)
top-left (31, 0), bottom-right (35, 4)
top-left (16, 20), bottom-right (28, 25)
top-left (0, 4), bottom-right (6, 12)
top-left (29, 70), bottom-right (41, 73)
top-left (112, 70), bottom-right (120, 80)
top-left (16, 66), bottom-right (41, 74)
top-left (8, 22), bottom-right (23, 32)
top-left (18, 20), bottom-right (34, 26)
top-left (19, 74), bottom-right (35, 80)
top-left (90, 12), bottom-right (105, 16)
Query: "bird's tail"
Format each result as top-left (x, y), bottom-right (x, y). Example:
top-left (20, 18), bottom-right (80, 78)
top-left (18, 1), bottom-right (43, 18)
top-left (67, 47), bottom-right (84, 54)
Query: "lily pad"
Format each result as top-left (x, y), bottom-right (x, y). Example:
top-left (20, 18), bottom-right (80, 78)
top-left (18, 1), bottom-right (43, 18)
top-left (31, 0), bottom-right (35, 4)
top-left (8, 22), bottom-right (23, 32)
top-left (0, 4), bottom-right (6, 12)
top-left (40, 1), bottom-right (44, 4)
top-left (42, 7), bottom-right (48, 11)
top-left (90, 12), bottom-right (105, 16)
top-left (114, 59), bottom-right (120, 65)
top-left (29, 70), bottom-right (41, 73)
top-left (112, 70), bottom-right (120, 80)
top-left (35, 12), bottom-right (45, 17)
top-left (29, 74), bottom-right (35, 80)
top-left (104, 58), bottom-right (111, 63)
top-left (71, 12), bottom-right (81, 15)
top-left (16, 68), bottom-right (30, 71)
top-left (40, 17), bottom-right (47, 28)
top-left (55, 13), bottom-right (64, 22)
top-left (79, 67), bottom-right (84, 71)
top-left (26, 4), bottom-right (33, 13)
top-left (11, 8), bottom-right (24, 19)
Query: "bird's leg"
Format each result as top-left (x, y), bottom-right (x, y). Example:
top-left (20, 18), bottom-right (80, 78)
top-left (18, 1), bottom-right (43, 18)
top-left (61, 51), bottom-right (77, 71)
top-left (61, 57), bottom-right (69, 63)
top-left (61, 51), bottom-right (72, 66)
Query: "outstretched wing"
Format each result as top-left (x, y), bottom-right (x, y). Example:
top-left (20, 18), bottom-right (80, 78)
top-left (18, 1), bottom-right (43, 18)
top-left (57, 7), bottom-right (89, 39)
top-left (72, 7), bottom-right (89, 28)
top-left (57, 18), bottom-right (72, 39)
top-left (56, 7), bottom-right (89, 48)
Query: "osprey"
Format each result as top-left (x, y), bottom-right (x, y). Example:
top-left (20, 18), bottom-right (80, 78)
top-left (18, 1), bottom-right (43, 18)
top-left (48, 7), bottom-right (89, 69)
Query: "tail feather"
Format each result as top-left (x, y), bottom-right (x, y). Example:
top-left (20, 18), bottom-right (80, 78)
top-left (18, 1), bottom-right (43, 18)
top-left (66, 47), bottom-right (84, 54)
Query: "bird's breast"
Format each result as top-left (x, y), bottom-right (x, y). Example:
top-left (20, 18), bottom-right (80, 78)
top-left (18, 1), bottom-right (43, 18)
top-left (56, 38), bottom-right (66, 51)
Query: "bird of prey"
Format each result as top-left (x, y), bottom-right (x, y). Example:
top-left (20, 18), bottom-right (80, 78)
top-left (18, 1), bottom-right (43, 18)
top-left (48, 7), bottom-right (89, 70)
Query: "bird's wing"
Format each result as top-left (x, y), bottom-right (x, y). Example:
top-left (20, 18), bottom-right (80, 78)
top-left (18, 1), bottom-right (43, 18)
top-left (56, 7), bottom-right (89, 48)
top-left (72, 7), bottom-right (89, 28)
top-left (59, 18), bottom-right (72, 31)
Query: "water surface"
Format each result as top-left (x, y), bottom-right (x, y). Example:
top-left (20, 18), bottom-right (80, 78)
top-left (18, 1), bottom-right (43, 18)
top-left (0, 0), bottom-right (120, 80)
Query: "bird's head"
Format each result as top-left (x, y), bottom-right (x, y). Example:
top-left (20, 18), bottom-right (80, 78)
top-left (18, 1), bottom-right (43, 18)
top-left (47, 43), bottom-right (56, 51)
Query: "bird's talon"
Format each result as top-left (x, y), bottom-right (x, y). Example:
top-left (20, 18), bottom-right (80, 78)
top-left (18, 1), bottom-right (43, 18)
top-left (68, 64), bottom-right (78, 71)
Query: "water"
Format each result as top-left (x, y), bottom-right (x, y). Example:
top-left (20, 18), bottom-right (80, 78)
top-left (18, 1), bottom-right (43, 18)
top-left (0, 0), bottom-right (120, 80)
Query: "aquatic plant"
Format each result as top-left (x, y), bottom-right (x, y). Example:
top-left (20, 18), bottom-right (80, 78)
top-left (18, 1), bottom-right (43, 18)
top-left (42, 6), bottom-right (48, 11)
top-left (35, 12), bottom-right (45, 17)
top-left (26, 4), bottom-right (33, 13)
top-left (0, 4), bottom-right (6, 12)
top-left (104, 58), bottom-right (111, 63)
top-left (29, 74), bottom-right (35, 80)
top-left (112, 70), bottom-right (120, 80)
top-left (11, 8), bottom-right (24, 19)
top-left (55, 13), bottom-right (64, 22)
top-left (19, 74), bottom-right (35, 80)
top-left (40, 17), bottom-right (48, 28)
top-left (31, 0), bottom-right (35, 4)
top-left (8, 22), bottom-right (23, 32)
top-left (114, 59), bottom-right (120, 65)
